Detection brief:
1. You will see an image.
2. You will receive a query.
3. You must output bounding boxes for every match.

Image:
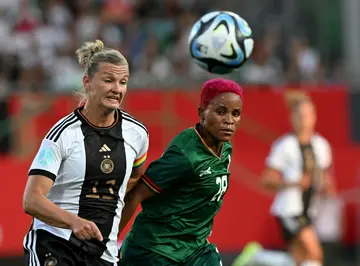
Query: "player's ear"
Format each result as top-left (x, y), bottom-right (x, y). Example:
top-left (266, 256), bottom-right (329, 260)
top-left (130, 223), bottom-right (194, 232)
top-left (82, 75), bottom-right (90, 92)
top-left (198, 106), bottom-right (205, 122)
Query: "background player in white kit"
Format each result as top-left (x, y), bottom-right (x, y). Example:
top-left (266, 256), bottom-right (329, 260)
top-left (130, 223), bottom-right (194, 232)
top-left (22, 40), bottom-right (149, 266)
top-left (233, 95), bottom-right (334, 266)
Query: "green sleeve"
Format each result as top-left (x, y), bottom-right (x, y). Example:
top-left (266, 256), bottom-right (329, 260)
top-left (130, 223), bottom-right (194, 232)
top-left (141, 145), bottom-right (192, 193)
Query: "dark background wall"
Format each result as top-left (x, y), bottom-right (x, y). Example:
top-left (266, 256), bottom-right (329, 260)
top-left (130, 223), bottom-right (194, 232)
top-left (350, 90), bottom-right (360, 143)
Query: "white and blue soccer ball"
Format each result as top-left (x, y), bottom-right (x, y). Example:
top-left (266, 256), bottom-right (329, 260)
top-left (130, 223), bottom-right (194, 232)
top-left (188, 11), bottom-right (254, 74)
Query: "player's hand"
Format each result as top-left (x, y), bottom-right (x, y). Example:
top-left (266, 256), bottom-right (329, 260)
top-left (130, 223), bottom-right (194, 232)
top-left (299, 173), bottom-right (312, 190)
top-left (70, 217), bottom-right (103, 242)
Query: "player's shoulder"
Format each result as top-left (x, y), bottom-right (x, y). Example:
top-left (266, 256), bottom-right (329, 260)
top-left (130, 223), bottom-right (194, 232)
top-left (168, 126), bottom-right (197, 149)
top-left (119, 109), bottom-right (148, 137)
top-left (45, 111), bottom-right (81, 143)
top-left (312, 133), bottom-right (331, 148)
top-left (161, 127), bottom-right (198, 161)
top-left (271, 133), bottom-right (297, 149)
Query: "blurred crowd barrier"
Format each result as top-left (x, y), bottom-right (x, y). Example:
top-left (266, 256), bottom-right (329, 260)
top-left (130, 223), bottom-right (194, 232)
top-left (0, 88), bottom-right (359, 264)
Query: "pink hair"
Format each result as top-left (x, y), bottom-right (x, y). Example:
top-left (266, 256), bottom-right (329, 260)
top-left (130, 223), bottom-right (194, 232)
top-left (200, 78), bottom-right (243, 108)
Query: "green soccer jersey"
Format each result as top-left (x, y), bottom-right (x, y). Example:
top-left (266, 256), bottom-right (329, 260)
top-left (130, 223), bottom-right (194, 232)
top-left (125, 124), bottom-right (232, 262)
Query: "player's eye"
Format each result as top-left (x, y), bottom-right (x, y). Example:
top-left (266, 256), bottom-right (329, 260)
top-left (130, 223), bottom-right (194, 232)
top-left (120, 80), bottom-right (128, 85)
top-left (232, 111), bottom-right (241, 117)
top-left (216, 109), bottom-right (226, 115)
top-left (104, 79), bottom-right (112, 83)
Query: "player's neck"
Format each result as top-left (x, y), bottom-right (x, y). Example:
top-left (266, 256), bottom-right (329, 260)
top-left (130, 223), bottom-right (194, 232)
top-left (296, 131), bottom-right (313, 144)
top-left (198, 124), bottom-right (223, 156)
top-left (81, 104), bottom-right (116, 128)
top-left (205, 138), bottom-right (223, 156)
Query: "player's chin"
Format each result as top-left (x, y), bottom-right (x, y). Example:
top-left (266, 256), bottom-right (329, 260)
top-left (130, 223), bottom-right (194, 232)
top-left (216, 132), bottom-right (234, 142)
top-left (103, 100), bottom-right (121, 110)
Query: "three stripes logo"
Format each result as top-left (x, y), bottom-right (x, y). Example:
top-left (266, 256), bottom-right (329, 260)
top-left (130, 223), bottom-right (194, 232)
top-left (99, 144), bottom-right (111, 152)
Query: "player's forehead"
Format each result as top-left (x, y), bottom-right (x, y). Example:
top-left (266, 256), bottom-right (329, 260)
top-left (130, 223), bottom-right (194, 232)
top-left (97, 63), bottom-right (129, 78)
top-left (209, 92), bottom-right (242, 109)
top-left (297, 101), bottom-right (315, 114)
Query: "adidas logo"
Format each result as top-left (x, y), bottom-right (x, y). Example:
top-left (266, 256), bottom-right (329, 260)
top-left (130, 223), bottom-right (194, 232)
top-left (99, 144), bottom-right (111, 152)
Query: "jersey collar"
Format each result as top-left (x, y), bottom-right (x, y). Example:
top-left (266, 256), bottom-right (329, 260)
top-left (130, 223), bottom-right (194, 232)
top-left (75, 106), bottom-right (119, 130)
top-left (193, 123), bottom-right (223, 160)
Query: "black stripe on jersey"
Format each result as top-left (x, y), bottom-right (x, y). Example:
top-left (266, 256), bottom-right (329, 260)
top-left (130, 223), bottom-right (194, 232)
top-left (72, 117), bottom-right (127, 256)
top-left (23, 230), bottom-right (31, 264)
top-left (24, 229), bottom-right (38, 266)
top-left (46, 114), bottom-right (76, 141)
top-left (53, 117), bottom-right (79, 142)
top-left (300, 143), bottom-right (315, 215)
top-left (29, 230), bottom-right (37, 266)
top-left (120, 110), bottom-right (140, 122)
top-left (28, 169), bottom-right (56, 181)
top-left (121, 110), bottom-right (146, 126)
top-left (121, 112), bottom-right (148, 135)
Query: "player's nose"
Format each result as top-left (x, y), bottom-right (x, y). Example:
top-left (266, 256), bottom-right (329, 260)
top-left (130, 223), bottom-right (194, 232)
top-left (224, 114), bottom-right (234, 124)
top-left (111, 83), bottom-right (126, 96)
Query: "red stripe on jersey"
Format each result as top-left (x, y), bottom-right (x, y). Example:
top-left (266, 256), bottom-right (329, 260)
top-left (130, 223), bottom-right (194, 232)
top-left (142, 175), bottom-right (163, 193)
top-left (133, 152), bottom-right (147, 168)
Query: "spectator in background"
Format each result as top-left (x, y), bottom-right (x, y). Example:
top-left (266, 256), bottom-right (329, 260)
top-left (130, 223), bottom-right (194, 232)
top-left (287, 34), bottom-right (323, 84)
top-left (72, 1), bottom-right (101, 46)
top-left (240, 27), bottom-right (285, 85)
top-left (0, 56), bottom-right (11, 153)
top-left (0, 0), bottom-right (347, 92)
top-left (100, 0), bottom-right (136, 25)
top-left (131, 35), bottom-right (174, 85)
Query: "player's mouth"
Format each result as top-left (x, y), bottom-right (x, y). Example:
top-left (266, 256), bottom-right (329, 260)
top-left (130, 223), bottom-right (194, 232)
top-left (219, 128), bottom-right (234, 135)
top-left (106, 95), bottom-right (121, 103)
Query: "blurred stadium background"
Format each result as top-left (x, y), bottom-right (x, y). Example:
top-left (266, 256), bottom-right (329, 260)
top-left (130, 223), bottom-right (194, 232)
top-left (0, 0), bottom-right (359, 265)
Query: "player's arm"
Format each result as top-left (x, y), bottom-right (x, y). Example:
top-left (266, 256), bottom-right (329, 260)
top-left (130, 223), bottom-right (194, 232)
top-left (261, 168), bottom-right (310, 191)
top-left (24, 174), bottom-right (78, 228)
top-left (118, 146), bottom-right (191, 233)
top-left (126, 132), bottom-right (149, 193)
top-left (320, 141), bottom-right (336, 196)
top-left (119, 181), bottom-right (155, 233)
top-left (261, 138), bottom-right (310, 191)
top-left (127, 163), bottom-right (146, 193)
top-left (261, 139), bottom-right (290, 191)
top-left (321, 167), bottom-right (336, 196)
top-left (23, 138), bottom-right (102, 241)
top-left (23, 139), bottom-right (73, 227)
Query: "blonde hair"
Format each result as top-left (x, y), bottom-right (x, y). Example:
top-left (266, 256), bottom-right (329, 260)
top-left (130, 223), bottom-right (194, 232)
top-left (75, 40), bottom-right (128, 103)
top-left (76, 39), bottom-right (128, 76)
top-left (284, 91), bottom-right (312, 113)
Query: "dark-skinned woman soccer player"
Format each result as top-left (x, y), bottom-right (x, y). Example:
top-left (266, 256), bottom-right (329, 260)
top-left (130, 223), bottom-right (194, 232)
top-left (118, 78), bottom-right (243, 266)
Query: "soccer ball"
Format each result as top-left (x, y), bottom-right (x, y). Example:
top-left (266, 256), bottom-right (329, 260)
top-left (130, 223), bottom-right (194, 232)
top-left (188, 11), bottom-right (254, 74)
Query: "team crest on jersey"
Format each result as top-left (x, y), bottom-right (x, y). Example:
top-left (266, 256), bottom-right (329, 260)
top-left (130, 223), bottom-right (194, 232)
top-left (101, 156), bottom-right (114, 174)
top-left (44, 254), bottom-right (57, 266)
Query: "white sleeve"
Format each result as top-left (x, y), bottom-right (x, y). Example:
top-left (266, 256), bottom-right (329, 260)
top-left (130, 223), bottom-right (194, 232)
top-left (322, 138), bottom-right (333, 169)
top-left (28, 138), bottom-right (64, 181)
top-left (133, 130), bottom-right (149, 168)
top-left (265, 138), bottom-right (286, 171)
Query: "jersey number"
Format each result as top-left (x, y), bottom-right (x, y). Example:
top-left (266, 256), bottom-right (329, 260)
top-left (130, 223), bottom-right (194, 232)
top-left (211, 175), bottom-right (228, 202)
top-left (86, 179), bottom-right (117, 200)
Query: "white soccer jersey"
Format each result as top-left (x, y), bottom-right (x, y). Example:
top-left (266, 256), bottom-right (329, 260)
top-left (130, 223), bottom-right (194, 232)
top-left (266, 133), bottom-right (332, 218)
top-left (23, 107), bottom-right (149, 263)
